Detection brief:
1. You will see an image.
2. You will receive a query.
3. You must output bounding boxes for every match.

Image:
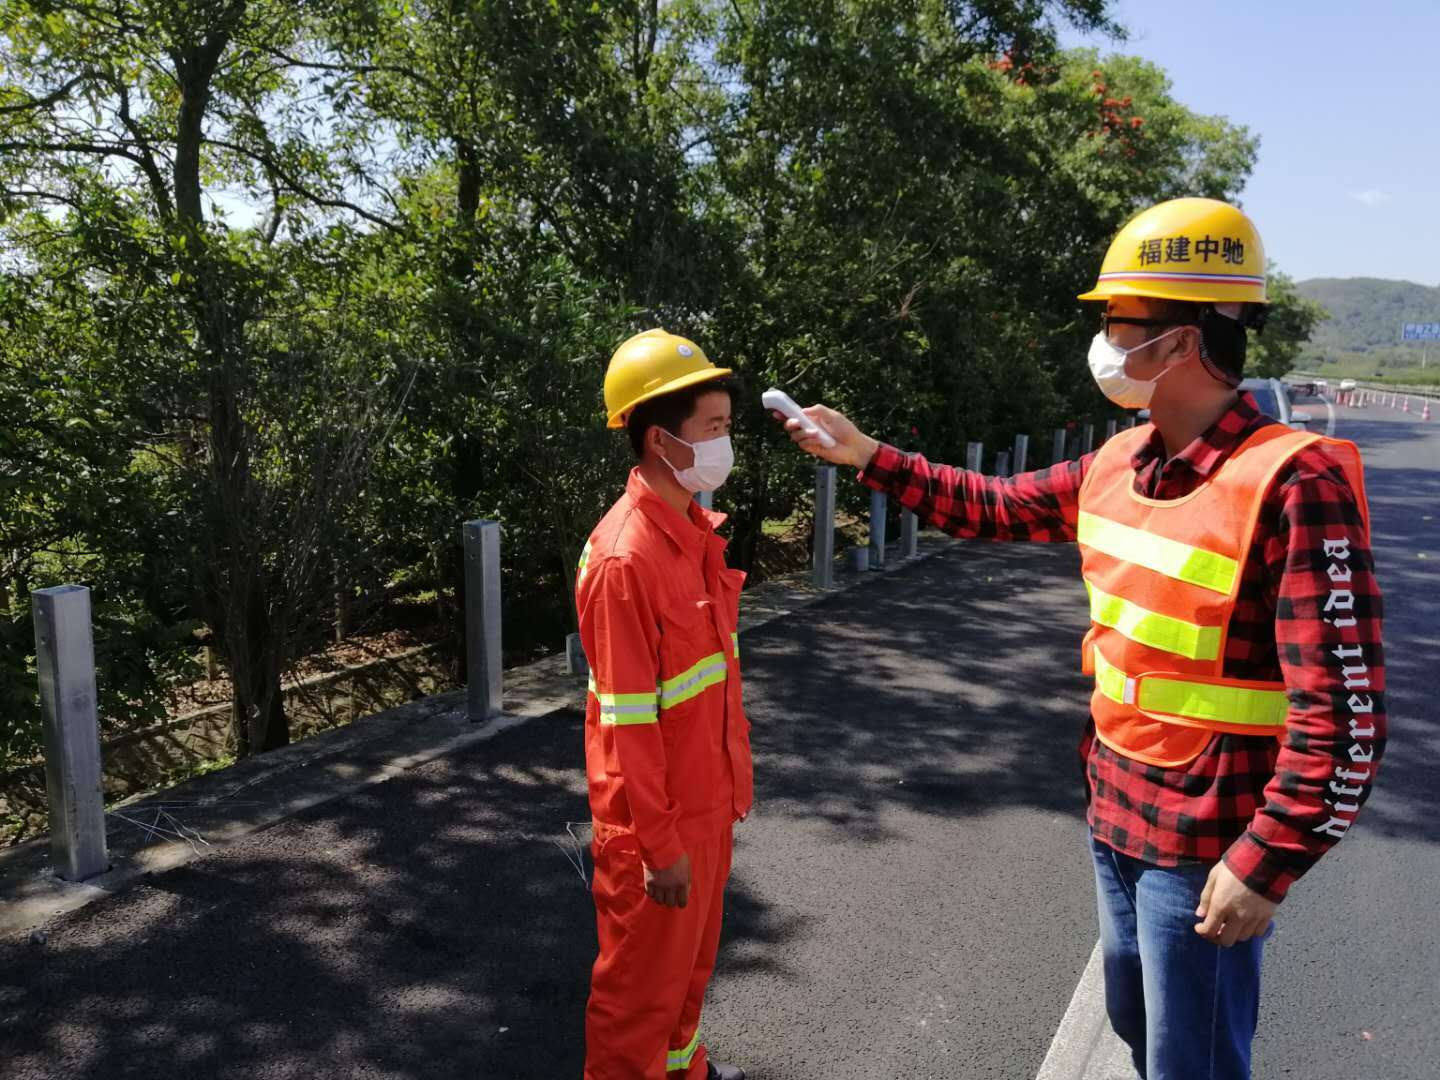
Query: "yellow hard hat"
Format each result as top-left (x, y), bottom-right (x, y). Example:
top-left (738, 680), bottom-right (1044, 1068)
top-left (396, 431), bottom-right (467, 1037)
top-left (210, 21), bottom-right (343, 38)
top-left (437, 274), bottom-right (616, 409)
top-left (1078, 197), bottom-right (1267, 305)
top-left (603, 328), bottom-right (732, 428)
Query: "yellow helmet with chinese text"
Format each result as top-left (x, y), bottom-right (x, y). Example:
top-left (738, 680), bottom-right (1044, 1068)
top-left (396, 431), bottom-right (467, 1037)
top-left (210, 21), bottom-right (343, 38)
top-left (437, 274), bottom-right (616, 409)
top-left (603, 329), bottom-right (731, 429)
top-left (1078, 198), bottom-right (1267, 305)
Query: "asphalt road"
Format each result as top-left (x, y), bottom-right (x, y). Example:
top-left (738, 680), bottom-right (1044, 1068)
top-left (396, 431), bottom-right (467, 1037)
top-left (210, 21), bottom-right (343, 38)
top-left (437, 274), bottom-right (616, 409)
top-left (1, 397), bottom-right (1435, 1080)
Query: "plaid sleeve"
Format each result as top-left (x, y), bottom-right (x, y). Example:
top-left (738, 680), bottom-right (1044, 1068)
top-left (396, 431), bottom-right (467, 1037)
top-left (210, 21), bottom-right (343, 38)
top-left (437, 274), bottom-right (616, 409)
top-left (858, 443), bottom-right (1090, 542)
top-left (1223, 449), bottom-right (1386, 903)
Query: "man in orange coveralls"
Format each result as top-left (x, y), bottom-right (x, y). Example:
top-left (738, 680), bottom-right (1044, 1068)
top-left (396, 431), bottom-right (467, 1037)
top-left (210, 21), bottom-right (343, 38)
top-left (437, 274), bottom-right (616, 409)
top-left (576, 328), bottom-right (752, 1080)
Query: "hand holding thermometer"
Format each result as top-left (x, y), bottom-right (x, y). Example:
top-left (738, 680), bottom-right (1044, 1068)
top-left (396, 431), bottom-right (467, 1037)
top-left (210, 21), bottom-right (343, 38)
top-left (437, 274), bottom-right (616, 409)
top-left (762, 387), bottom-right (836, 448)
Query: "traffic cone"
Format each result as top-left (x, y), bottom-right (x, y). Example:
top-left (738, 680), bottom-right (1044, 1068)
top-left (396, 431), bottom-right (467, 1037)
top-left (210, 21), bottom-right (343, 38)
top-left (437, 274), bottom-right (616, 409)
top-left (1423, 400), bottom-right (1431, 421)
top-left (1404, 397), bottom-right (1410, 413)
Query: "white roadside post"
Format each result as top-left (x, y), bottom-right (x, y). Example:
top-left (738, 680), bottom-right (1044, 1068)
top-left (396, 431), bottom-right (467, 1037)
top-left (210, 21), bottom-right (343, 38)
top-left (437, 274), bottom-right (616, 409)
top-left (1052, 428), bottom-right (1067, 464)
top-left (813, 465), bottom-right (837, 587)
top-left (463, 520), bottom-right (503, 722)
top-left (565, 632), bottom-right (588, 677)
top-left (869, 490), bottom-right (887, 570)
top-left (900, 510), bottom-right (919, 559)
top-left (1013, 433), bottom-right (1030, 474)
top-left (966, 441), bottom-right (984, 473)
top-left (34, 585), bottom-right (109, 881)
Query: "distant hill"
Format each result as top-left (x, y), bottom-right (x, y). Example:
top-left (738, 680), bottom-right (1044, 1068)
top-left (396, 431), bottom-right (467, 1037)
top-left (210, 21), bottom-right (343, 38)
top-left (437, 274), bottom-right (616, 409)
top-left (1296, 277), bottom-right (1440, 359)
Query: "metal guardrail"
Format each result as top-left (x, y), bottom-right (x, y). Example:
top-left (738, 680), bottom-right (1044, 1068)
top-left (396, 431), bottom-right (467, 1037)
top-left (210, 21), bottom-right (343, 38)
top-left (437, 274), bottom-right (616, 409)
top-left (1289, 371), bottom-right (1440, 401)
top-left (35, 413), bottom-right (1134, 882)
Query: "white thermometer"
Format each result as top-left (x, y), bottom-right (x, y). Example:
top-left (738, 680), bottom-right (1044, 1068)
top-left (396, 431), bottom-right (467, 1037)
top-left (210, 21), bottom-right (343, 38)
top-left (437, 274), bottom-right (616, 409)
top-left (762, 387), bottom-right (836, 448)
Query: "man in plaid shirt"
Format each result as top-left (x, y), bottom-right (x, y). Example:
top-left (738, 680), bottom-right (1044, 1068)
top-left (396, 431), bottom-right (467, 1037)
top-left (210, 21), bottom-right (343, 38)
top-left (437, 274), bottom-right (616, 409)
top-left (777, 199), bottom-right (1384, 1080)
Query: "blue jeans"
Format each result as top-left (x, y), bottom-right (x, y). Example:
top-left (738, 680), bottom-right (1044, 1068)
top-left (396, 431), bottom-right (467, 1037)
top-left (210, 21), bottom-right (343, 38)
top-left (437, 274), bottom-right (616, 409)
top-left (1091, 835), bottom-right (1270, 1080)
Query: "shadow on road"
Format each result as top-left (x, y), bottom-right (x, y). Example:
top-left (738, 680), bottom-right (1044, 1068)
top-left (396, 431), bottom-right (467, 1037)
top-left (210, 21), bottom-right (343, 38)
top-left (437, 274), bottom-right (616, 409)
top-left (0, 542), bottom-right (1095, 1080)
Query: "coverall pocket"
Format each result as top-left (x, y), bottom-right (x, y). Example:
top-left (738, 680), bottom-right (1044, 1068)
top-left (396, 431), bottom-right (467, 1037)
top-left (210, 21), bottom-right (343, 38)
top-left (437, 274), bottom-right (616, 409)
top-left (657, 598), bottom-right (724, 725)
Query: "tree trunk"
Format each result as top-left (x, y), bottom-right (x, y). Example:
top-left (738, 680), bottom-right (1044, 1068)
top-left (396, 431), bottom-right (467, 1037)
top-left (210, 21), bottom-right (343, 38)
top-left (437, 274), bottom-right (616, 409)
top-left (226, 574), bottom-right (289, 755)
top-left (335, 564), bottom-right (350, 643)
top-left (231, 660), bottom-right (288, 756)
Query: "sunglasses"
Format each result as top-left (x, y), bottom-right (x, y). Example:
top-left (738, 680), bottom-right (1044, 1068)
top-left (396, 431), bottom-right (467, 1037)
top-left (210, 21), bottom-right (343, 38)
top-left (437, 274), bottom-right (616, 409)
top-left (1100, 314), bottom-right (1184, 333)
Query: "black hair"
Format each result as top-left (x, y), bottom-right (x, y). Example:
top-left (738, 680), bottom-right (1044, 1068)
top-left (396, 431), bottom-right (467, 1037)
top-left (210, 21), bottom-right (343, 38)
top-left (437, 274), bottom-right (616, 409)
top-left (1147, 299), bottom-right (1268, 387)
top-left (625, 377), bottom-right (736, 459)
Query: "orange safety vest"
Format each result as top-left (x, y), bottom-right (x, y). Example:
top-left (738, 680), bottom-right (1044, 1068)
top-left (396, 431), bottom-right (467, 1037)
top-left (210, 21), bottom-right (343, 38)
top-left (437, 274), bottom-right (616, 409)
top-left (576, 469), bottom-right (753, 870)
top-left (1078, 422), bottom-right (1369, 768)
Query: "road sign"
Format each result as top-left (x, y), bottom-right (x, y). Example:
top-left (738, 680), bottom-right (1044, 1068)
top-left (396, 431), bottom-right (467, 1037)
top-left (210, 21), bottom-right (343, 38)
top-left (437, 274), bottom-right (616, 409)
top-left (1402, 322), bottom-right (1440, 341)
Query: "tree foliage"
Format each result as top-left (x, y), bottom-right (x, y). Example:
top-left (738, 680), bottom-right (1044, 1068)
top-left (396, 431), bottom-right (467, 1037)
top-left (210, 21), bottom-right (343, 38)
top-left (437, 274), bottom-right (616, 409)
top-left (0, 0), bottom-right (1271, 774)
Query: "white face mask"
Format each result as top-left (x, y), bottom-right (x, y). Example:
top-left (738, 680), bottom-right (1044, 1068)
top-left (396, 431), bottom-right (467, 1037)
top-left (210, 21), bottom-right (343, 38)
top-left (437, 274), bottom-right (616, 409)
top-left (1086, 327), bottom-right (1184, 409)
top-left (662, 433), bottom-right (735, 493)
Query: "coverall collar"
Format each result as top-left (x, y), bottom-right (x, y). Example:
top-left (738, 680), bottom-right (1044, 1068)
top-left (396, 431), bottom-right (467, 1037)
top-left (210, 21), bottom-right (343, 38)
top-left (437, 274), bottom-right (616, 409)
top-left (626, 468), bottom-right (729, 559)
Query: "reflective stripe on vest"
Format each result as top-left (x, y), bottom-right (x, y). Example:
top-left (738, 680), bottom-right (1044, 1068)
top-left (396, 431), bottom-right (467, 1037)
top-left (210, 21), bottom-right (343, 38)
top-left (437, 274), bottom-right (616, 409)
top-left (731, 631), bottom-right (740, 659)
top-left (1092, 648), bottom-right (1288, 729)
top-left (1085, 581), bottom-right (1222, 662)
top-left (577, 540), bottom-right (593, 584)
top-left (586, 677), bottom-right (659, 725)
top-left (668, 1028), bottom-right (702, 1071)
top-left (1077, 510), bottom-right (1238, 595)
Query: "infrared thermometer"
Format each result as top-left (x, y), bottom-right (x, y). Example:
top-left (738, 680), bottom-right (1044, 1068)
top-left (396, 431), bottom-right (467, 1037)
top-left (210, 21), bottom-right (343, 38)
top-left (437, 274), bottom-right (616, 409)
top-left (762, 388), bottom-right (836, 449)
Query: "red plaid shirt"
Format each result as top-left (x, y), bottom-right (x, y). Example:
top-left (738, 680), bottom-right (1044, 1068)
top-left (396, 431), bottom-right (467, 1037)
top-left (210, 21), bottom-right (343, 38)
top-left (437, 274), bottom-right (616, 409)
top-left (859, 394), bottom-right (1385, 902)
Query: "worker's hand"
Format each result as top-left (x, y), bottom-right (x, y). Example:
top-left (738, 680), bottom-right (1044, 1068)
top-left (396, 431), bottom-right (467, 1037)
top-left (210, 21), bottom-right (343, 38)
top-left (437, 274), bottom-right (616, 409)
top-left (776, 404), bottom-right (880, 470)
top-left (644, 852), bottom-right (692, 908)
top-left (1193, 861), bottom-right (1277, 947)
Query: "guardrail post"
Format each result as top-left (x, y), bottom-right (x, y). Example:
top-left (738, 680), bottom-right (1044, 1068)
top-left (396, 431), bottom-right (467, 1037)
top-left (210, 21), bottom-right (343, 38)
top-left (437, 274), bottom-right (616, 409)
top-left (463, 520), bottom-right (503, 722)
top-left (1013, 434), bottom-right (1029, 474)
top-left (34, 585), bottom-right (109, 881)
top-left (966, 441), bottom-right (984, 473)
top-left (1052, 428), bottom-right (1067, 464)
top-left (565, 632), bottom-right (589, 677)
top-left (1082, 423), bottom-right (1095, 455)
top-left (1105, 419), bottom-right (1118, 443)
top-left (900, 510), bottom-right (919, 559)
top-left (869, 490), bottom-right (887, 570)
top-left (813, 465), bottom-right (836, 588)
top-left (995, 450), bottom-right (1012, 477)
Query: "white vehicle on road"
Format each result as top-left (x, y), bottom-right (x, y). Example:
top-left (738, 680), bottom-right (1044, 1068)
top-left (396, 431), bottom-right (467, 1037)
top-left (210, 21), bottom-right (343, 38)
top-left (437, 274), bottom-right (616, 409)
top-left (1240, 377), bottom-right (1332, 435)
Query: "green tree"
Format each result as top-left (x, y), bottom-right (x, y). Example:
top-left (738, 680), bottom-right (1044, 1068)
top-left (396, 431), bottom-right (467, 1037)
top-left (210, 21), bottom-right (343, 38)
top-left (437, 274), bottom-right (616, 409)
top-left (0, 0), bottom-right (409, 756)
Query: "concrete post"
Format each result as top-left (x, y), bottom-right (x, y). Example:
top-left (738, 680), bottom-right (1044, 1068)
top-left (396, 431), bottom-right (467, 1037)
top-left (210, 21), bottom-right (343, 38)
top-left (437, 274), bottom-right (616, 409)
top-left (869, 490), bottom-right (887, 570)
top-left (1105, 419), bottom-right (1118, 443)
top-left (1013, 433), bottom-right (1029, 474)
top-left (995, 450), bottom-right (1012, 478)
top-left (966, 441), bottom-right (984, 473)
top-left (1052, 428), bottom-right (1067, 464)
top-left (34, 585), bottom-right (108, 881)
top-left (463, 520), bottom-right (503, 722)
top-left (1081, 424), bottom-right (1095, 455)
top-left (900, 510), bottom-right (919, 559)
top-left (1128, 417), bottom-right (1139, 429)
top-left (565, 632), bottom-right (589, 677)
top-left (813, 465), bottom-right (836, 588)
top-left (695, 490), bottom-right (714, 511)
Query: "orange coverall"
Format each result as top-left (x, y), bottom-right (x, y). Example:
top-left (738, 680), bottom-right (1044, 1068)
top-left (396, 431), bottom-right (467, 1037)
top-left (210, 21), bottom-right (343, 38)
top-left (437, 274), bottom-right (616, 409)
top-left (576, 469), bottom-right (753, 1079)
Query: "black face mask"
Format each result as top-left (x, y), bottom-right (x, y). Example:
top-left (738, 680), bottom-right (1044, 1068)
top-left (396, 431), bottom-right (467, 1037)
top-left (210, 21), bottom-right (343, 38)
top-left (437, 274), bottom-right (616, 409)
top-left (1196, 306), bottom-right (1249, 387)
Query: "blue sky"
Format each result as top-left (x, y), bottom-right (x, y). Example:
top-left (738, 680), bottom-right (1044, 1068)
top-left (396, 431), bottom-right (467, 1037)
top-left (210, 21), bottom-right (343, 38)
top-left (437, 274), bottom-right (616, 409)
top-left (1061, 2), bottom-right (1440, 287)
